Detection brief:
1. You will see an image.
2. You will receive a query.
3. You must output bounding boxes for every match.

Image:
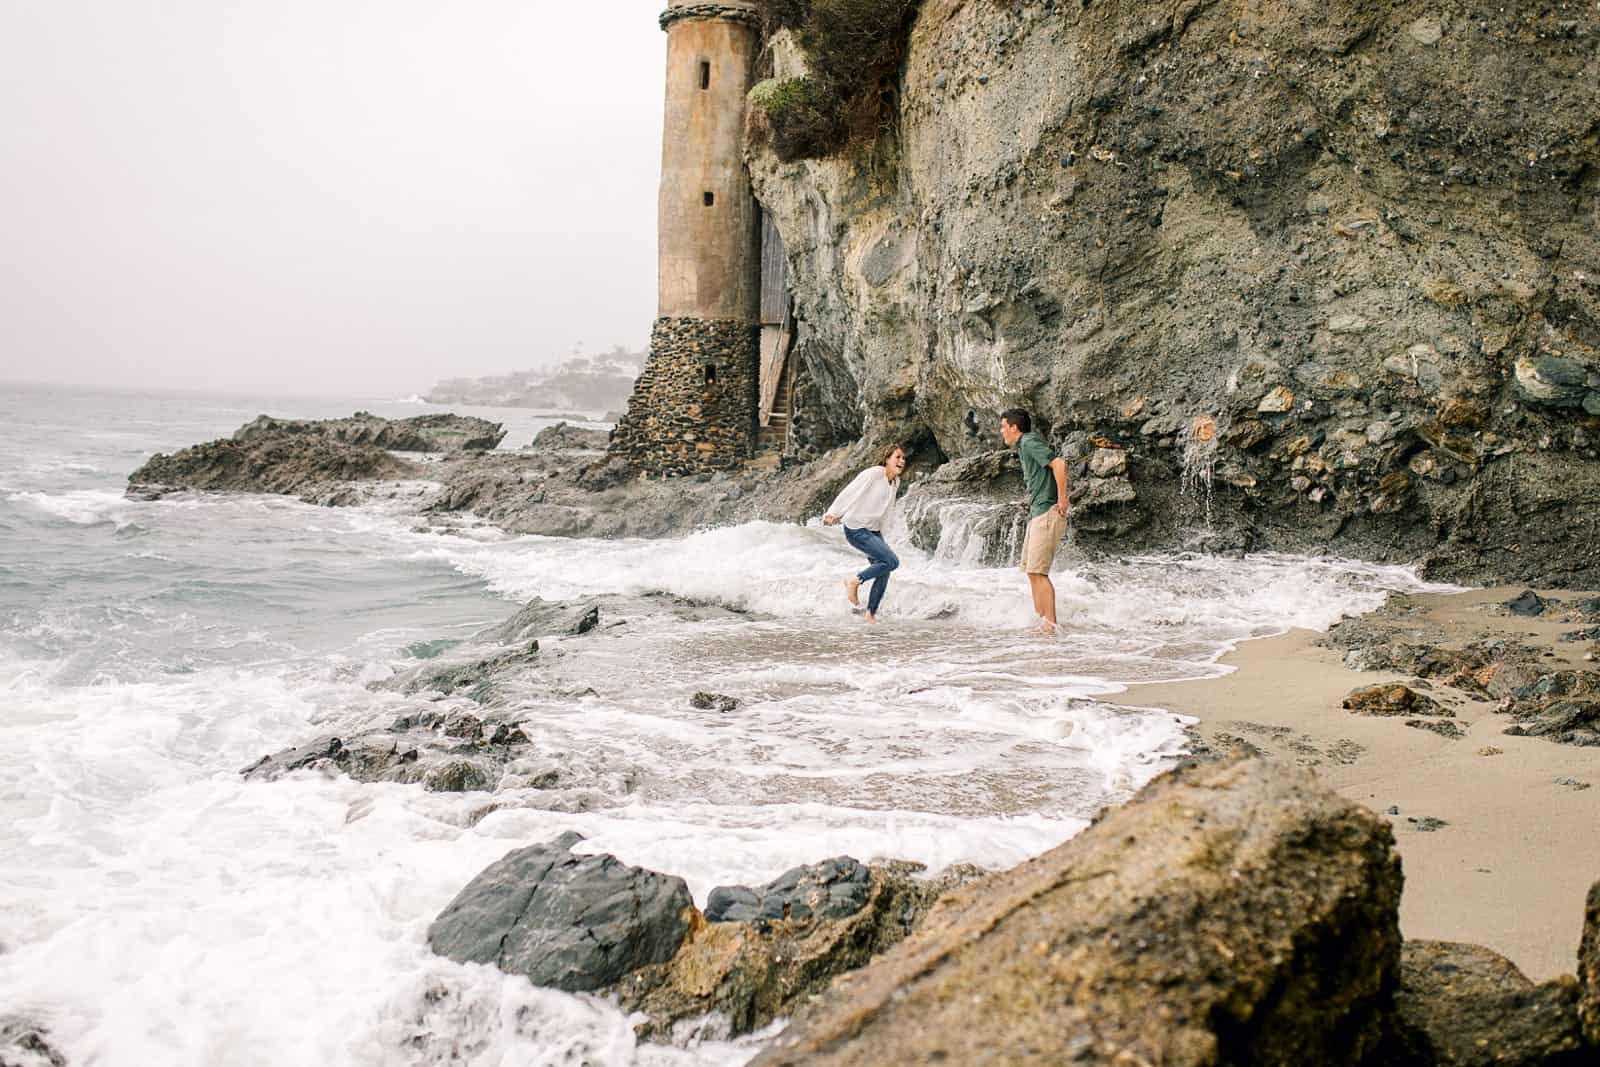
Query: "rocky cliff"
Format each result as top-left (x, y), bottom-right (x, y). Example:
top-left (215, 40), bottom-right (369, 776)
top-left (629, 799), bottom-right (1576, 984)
top-left (750, 0), bottom-right (1600, 585)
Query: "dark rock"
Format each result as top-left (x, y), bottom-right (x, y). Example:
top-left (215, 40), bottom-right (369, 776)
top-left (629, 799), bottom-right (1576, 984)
top-left (422, 759), bottom-right (495, 793)
top-left (128, 425), bottom-right (420, 500)
top-left (747, 756), bottom-right (1402, 1067)
top-left (617, 860), bottom-right (983, 1040)
top-left (480, 599), bottom-right (601, 644)
top-left (233, 412), bottom-right (505, 453)
top-left (1393, 940), bottom-right (1584, 1066)
top-left (528, 421), bottom-right (609, 452)
top-left (1505, 589), bottom-right (1550, 617)
top-left (1405, 718), bottom-right (1465, 741)
top-left (1515, 356), bottom-right (1591, 409)
top-left (0, 1018), bottom-right (67, 1067)
top-left (1581, 881), bottom-right (1600, 1046)
top-left (705, 856), bottom-right (871, 924)
top-left (690, 691), bottom-right (742, 712)
top-left (1344, 684), bottom-right (1444, 717)
top-left (1407, 816), bottom-right (1449, 832)
top-left (427, 832), bottom-right (693, 993)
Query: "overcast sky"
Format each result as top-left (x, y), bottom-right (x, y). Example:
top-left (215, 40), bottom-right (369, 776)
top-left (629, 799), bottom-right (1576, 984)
top-left (0, 0), bottom-right (666, 397)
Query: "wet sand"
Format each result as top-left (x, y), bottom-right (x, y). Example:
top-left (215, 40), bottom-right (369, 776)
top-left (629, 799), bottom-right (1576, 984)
top-left (1116, 586), bottom-right (1600, 982)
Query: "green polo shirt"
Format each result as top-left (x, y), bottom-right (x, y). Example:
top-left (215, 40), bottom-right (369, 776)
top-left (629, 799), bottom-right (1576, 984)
top-left (1017, 431), bottom-right (1058, 518)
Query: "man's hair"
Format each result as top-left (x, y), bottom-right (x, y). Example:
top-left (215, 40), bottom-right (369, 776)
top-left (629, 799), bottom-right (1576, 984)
top-left (1000, 408), bottom-right (1031, 433)
top-left (879, 442), bottom-right (906, 470)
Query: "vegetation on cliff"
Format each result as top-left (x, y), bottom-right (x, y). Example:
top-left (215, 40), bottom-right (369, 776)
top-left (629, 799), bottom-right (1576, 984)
top-left (749, 0), bottom-right (922, 160)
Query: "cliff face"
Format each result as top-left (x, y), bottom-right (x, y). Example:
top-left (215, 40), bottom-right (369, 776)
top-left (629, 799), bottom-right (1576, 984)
top-left (750, 0), bottom-right (1600, 584)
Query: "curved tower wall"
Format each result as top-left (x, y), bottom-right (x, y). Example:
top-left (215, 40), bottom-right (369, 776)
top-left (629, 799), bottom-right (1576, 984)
top-left (658, 5), bottom-right (761, 321)
top-left (610, 1), bottom-right (763, 477)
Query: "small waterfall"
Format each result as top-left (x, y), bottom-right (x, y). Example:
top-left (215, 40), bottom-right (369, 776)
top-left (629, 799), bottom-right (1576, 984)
top-left (893, 491), bottom-right (1026, 567)
top-left (1178, 415), bottom-right (1219, 527)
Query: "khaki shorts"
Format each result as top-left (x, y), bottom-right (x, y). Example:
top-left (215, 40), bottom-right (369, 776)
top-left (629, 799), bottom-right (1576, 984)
top-left (1020, 508), bottom-right (1066, 575)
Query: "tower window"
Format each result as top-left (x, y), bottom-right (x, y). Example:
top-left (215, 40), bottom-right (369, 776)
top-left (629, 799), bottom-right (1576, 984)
top-left (704, 364), bottom-right (717, 384)
top-left (700, 62), bottom-right (711, 90)
top-left (703, 191), bottom-right (714, 207)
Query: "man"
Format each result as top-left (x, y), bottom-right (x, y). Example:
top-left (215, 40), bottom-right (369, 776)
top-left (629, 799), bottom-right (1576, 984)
top-left (999, 408), bottom-right (1068, 630)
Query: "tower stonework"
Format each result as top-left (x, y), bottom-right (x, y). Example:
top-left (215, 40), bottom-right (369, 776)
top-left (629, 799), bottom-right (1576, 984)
top-left (609, 1), bottom-right (763, 477)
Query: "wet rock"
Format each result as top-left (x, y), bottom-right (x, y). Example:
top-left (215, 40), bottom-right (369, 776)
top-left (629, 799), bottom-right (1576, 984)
top-left (1344, 684), bottom-right (1444, 717)
top-left (480, 598), bottom-right (601, 644)
top-left (690, 691), bottom-right (741, 712)
top-left (705, 856), bottom-right (870, 924)
top-left (0, 1018), bottom-right (67, 1067)
top-left (1407, 816), bottom-right (1449, 833)
top-left (528, 421), bottom-right (609, 452)
top-left (423, 759), bottom-right (495, 793)
top-left (127, 424), bottom-right (421, 500)
top-left (748, 756), bottom-right (1402, 1067)
top-left (427, 831), bottom-right (694, 993)
top-left (1505, 589), bottom-right (1551, 617)
top-left (616, 860), bottom-right (983, 1040)
top-left (234, 412), bottom-right (504, 453)
top-left (1393, 940), bottom-right (1583, 1066)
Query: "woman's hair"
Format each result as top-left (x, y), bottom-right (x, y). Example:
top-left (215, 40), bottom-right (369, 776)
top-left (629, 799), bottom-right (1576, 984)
top-left (880, 442), bottom-right (906, 474)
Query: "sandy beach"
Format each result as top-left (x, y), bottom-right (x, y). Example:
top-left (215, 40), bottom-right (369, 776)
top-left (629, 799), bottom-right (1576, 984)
top-left (1117, 586), bottom-right (1600, 982)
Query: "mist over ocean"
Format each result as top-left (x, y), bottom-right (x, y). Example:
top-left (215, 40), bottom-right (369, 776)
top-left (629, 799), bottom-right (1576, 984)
top-left (0, 384), bottom-right (1440, 1065)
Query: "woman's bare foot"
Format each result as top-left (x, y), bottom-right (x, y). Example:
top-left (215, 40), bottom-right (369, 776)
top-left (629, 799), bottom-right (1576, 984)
top-left (844, 577), bottom-right (861, 608)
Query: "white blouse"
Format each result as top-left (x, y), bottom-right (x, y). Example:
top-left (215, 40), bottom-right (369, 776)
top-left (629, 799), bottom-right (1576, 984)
top-left (827, 466), bottom-right (898, 531)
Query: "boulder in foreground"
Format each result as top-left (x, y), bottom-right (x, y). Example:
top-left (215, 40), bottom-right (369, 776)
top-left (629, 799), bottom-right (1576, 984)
top-left (427, 831), bottom-right (693, 993)
top-left (751, 756), bottom-right (1404, 1066)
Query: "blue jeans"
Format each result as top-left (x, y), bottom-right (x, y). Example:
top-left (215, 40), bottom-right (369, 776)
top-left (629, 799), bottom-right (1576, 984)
top-left (844, 526), bottom-right (899, 615)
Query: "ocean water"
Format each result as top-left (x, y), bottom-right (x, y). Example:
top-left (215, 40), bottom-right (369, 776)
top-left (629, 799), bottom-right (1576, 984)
top-left (0, 383), bottom-right (1444, 1066)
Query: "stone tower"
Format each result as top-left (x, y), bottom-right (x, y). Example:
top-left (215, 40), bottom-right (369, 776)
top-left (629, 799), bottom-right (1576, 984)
top-left (609, 1), bottom-right (763, 477)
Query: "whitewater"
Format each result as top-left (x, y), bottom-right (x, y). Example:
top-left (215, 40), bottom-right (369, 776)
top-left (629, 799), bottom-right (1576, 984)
top-left (0, 384), bottom-right (1446, 1066)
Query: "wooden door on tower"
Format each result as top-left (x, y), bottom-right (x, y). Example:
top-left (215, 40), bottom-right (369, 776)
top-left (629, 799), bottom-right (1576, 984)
top-left (758, 211), bottom-right (792, 428)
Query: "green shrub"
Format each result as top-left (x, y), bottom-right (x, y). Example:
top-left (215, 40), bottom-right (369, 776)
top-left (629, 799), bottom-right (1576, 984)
top-left (748, 77), bottom-right (840, 161)
top-left (750, 0), bottom-right (922, 160)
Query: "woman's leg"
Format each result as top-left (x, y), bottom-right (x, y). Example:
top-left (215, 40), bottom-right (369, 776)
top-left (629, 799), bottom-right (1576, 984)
top-left (847, 528), bottom-right (899, 615)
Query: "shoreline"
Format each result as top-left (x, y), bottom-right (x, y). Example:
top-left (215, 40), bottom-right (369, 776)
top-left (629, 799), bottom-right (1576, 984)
top-left (1115, 585), bottom-right (1600, 982)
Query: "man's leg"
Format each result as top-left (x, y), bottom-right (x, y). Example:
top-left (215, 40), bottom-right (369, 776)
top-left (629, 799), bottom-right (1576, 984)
top-left (1029, 573), bottom-right (1057, 627)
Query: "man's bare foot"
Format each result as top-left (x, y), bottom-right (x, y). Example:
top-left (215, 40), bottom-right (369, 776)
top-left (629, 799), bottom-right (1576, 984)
top-left (844, 577), bottom-right (861, 608)
top-left (865, 612), bottom-right (878, 623)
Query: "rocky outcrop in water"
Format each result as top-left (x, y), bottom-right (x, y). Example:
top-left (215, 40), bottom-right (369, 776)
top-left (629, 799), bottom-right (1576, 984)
top-left (125, 412), bottom-right (501, 503)
top-left (750, 0), bottom-right (1600, 587)
top-left (750, 755), bottom-right (1408, 1066)
top-left (239, 593), bottom-right (766, 809)
top-left (426, 837), bottom-right (980, 1040)
top-left (0, 1018), bottom-right (66, 1067)
top-left (234, 412), bottom-right (505, 453)
top-left (526, 421), bottom-right (609, 452)
top-left (427, 831), bottom-right (695, 993)
top-left (127, 422), bottom-right (422, 502)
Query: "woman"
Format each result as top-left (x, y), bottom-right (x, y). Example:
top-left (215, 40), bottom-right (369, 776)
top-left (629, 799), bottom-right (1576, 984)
top-left (823, 444), bottom-right (906, 621)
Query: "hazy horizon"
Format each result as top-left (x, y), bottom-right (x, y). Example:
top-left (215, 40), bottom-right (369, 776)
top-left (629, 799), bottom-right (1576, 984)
top-left (0, 1), bottom-right (667, 397)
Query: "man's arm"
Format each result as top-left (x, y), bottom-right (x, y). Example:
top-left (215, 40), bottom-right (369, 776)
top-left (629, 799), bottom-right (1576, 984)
top-left (1050, 456), bottom-right (1069, 516)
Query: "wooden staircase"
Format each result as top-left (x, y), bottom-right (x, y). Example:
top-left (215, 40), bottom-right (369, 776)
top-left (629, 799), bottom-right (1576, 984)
top-left (749, 354), bottom-right (794, 471)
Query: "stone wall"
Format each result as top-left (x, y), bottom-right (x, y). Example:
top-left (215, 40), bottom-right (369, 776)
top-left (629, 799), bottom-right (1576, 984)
top-left (610, 316), bottom-right (760, 477)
